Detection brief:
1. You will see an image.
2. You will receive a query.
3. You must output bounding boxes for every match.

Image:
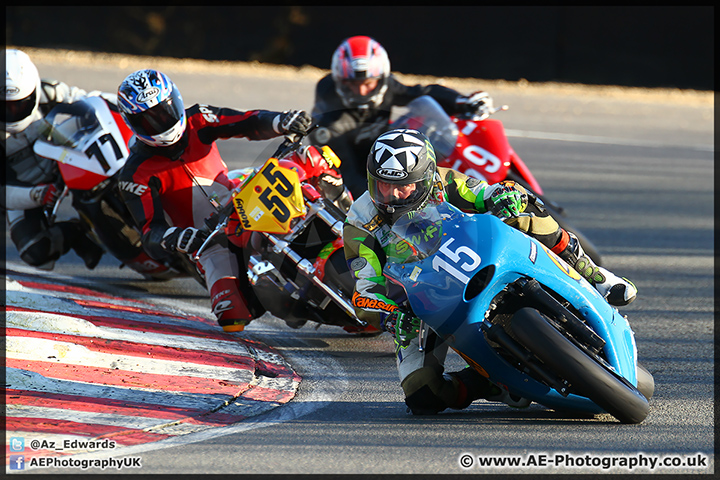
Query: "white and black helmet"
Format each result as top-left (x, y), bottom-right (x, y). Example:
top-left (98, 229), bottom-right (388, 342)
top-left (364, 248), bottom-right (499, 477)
top-left (3, 49), bottom-right (42, 134)
top-left (367, 128), bottom-right (437, 223)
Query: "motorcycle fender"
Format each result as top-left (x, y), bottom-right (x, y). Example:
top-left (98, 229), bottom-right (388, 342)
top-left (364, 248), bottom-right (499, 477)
top-left (578, 306), bottom-right (639, 386)
top-left (313, 238), bottom-right (344, 280)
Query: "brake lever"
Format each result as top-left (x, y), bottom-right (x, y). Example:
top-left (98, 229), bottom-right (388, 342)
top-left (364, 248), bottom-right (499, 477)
top-left (473, 104), bottom-right (509, 121)
top-left (45, 185), bottom-right (70, 225)
top-left (192, 219), bottom-right (228, 262)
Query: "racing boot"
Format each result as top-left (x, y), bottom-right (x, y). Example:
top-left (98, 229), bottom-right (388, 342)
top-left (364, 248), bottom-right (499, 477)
top-left (485, 381), bottom-right (532, 408)
top-left (554, 230), bottom-right (637, 306)
top-left (59, 220), bottom-right (104, 270)
top-left (450, 367), bottom-right (530, 409)
top-left (72, 233), bottom-right (104, 270)
top-left (210, 277), bottom-right (255, 332)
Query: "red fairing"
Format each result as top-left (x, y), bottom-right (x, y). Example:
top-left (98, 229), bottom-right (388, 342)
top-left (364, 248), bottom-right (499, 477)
top-left (111, 109), bottom-right (134, 146)
top-left (440, 118), bottom-right (511, 185)
top-left (282, 146), bottom-right (335, 181)
top-left (278, 158), bottom-right (308, 182)
top-left (57, 163), bottom-right (110, 190)
top-left (437, 115), bottom-right (544, 193)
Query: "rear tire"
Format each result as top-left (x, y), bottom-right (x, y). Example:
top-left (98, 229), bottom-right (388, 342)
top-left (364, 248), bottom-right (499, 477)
top-left (511, 307), bottom-right (649, 424)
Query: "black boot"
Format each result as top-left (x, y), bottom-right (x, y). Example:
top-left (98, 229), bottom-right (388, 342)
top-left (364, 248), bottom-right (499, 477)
top-left (73, 233), bottom-right (104, 270)
top-left (57, 220), bottom-right (104, 270)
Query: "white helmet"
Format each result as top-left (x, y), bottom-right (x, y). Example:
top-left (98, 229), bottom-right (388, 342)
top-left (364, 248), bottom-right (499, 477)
top-left (4, 49), bottom-right (42, 134)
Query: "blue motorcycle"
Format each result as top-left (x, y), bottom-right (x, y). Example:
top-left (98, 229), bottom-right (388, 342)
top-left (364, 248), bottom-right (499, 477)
top-left (383, 200), bottom-right (653, 424)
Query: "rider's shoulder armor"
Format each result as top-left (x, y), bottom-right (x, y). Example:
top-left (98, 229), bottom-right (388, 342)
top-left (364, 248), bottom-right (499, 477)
top-left (346, 192), bottom-right (386, 233)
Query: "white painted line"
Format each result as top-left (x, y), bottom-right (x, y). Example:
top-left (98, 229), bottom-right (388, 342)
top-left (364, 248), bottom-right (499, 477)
top-left (7, 307), bottom-right (251, 356)
top-left (8, 404), bottom-right (172, 431)
top-left (6, 368), bottom-right (232, 410)
top-left (505, 128), bottom-right (714, 152)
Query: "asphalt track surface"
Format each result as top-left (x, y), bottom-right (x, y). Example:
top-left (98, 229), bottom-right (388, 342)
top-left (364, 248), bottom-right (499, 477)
top-left (4, 48), bottom-right (715, 475)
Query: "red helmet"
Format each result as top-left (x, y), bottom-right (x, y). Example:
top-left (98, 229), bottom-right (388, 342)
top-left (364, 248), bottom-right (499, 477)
top-left (331, 36), bottom-right (390, 109)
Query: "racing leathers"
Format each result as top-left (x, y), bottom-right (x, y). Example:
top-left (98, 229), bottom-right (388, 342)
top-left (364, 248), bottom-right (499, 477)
top-left (343, 167), bottom-right (571, 414)
top-left (118, 104), bottom-right (293, 332)
top-left (3, 80), bottom-right (105, 270)
top-left (309, 74), bottom-right (471, 198)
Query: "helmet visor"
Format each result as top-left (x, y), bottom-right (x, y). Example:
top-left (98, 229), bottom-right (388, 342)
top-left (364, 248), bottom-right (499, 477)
top-left (368, 167), bottom-right (434, 221)
top-left (338, 77), bottom-right (383, 106)
top-left (2, 89), bottom-right (37, 123)
top-left (124, 88), bottom-right (184, 137)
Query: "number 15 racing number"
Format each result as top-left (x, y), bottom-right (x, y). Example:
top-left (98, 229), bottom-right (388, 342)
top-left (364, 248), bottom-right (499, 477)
top-left (432, 237), bottom-right (482, 284)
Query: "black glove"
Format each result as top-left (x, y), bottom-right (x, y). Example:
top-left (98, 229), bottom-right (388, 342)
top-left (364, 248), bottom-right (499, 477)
top-left (276, 109), bottom-right (313, 136)
top-left (161, 226), bottom-right (209, 254)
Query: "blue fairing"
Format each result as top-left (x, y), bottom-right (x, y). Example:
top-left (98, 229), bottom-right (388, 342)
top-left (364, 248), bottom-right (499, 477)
top-left (384, 202), bottom-right (638, 414)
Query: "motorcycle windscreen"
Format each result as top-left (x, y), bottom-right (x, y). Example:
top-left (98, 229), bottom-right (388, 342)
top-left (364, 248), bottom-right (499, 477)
top-left (385, 200), bottom-right (446, 263)
top-left (392, 96), bottom-right (459, 160)
top-left (33, 96), bottom-right (130, 182)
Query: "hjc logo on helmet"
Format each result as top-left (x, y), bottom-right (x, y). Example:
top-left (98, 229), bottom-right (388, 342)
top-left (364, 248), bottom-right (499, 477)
top-left (377, 168), bottom-right (407, 179)
top-left (2, 86), bottom-right (20, 96)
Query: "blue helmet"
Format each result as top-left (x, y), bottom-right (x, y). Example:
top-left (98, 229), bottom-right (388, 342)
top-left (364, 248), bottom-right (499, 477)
top-left (117, 69), bottom-right (186, 147)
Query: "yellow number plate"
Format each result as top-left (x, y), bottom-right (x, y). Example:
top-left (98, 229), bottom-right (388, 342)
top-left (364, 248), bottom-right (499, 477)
top-left (232, 158), bottom-right (306, 234)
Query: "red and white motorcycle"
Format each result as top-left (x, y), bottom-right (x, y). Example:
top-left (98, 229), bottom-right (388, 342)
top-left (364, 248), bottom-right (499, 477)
top-left (33, 95), bottom-right (199, 281)
top-left (393, 95), bottom-right (602, 264)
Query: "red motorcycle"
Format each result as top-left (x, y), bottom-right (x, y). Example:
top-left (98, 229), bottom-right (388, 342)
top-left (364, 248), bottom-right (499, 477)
top-left (32, 95), bottom-right (200, 281)
top-left (393, 96), bottom-right (602, 264)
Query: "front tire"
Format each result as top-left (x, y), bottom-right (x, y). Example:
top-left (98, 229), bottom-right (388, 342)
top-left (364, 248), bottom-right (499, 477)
top-left (511, 307), bottom-right (649, 424)
top-left (636, 363), bottom-right (655, 400)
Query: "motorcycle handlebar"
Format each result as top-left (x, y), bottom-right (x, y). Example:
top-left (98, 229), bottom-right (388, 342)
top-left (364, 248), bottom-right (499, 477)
top-left (193, 123), bottom-right (322, 261)
top-left (458, 104), bottom-right (509, 122)
top-left (271, 124), bottom-right (319, 159)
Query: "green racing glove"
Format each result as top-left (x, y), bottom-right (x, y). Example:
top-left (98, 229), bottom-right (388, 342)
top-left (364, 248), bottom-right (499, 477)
top-left (483, 180), bottom-right (528, 219)
top-left (385, 309), bottom-right (422, 349)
